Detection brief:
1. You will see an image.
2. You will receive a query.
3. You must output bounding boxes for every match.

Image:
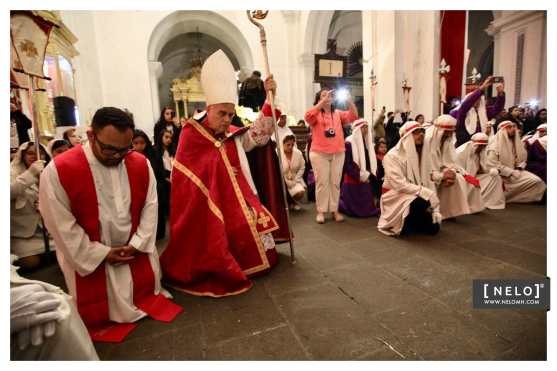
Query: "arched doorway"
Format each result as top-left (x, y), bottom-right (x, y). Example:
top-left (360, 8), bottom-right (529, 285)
top-left (157, 31), bottom-right (241, 112)
top-left (146, 10), bottom-right (254, 122)
top-left (302, 11), bottom-right (364, 116)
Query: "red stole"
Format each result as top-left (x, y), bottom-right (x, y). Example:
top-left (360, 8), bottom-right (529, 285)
top-left (54, 146), bottom-right (182, 342)
top-left (161, 119), bottom-right (279, 297)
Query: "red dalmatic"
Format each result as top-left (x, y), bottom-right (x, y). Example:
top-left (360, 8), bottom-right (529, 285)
top-left (161, 116), bottom-right (280, 297)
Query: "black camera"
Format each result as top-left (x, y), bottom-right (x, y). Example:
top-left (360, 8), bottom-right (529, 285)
top-left (324, 128), bottom-right (336, 138)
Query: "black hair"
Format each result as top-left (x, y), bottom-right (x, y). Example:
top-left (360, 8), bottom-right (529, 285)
top-left (282, 134), bottom-right (296, 144)
top-left (535, 108), bottom-right (547, 119)
top-left (133, 129), bottom-right (156, 159)
top-left (374, 137), bottom-right (387, 153)
top-left (91, 107), bottom-right (135, 133)
top-left (415, 114), bottom-right (424, 121)
top-left (157, 106), bottom-right (175, 125)
top-left (313, 88), bottom-right (336, 112)
top-left (154, 127), bottom-right (175, 156)
top-left (51, 139), bottom-right (70, 153)
top-left (252, 70), bottom-right (261, 77)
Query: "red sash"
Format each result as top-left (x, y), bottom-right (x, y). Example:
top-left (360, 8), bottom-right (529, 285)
top-left (343, 174), bottom-right (362, 185)
top-left (55, 146), bottom-right (182, 342)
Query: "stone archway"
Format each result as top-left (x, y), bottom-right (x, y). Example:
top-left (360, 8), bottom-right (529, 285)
top-left (299, 11), bottom-right (335, 112)
top-left (146, 11), bottom-right (254, 121)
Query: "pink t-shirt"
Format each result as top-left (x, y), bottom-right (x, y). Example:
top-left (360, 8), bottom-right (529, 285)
top-left (304, 108), bottom-right (358, 154)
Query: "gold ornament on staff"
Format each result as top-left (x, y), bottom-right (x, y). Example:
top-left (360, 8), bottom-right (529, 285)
top-left (402, 78), bottom-right (412, 115)
top-left (246, 10), bottom-right (296, 263)
top-left (370, 68), bottom-right (378, 124)
top-left (439, 58), bottom-right (450, 115)
top-left (250, 10), bottom-right (269, 20)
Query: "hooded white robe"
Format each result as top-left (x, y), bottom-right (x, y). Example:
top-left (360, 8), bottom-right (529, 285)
top-left (456, 136), bottom-right (505, 210)
top-left (378, 122), bottom-right (439, 236)
top-left (10, 255), bottom-right (99, 360)
top-left (486, 122), bottom-right (546, 203)
top-left (422, 119), bottom-right (482, 219)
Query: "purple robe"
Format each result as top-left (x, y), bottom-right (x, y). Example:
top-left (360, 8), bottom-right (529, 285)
top-left (525, 140), bottom-right (546, 183)
top-left (339, 142), bottom-right (380, 217)
top-left (450, 89), bottom-right (505, 147)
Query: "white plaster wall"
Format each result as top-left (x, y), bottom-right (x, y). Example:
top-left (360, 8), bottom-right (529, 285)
top-left (59, 10), bottom-right (296, 137)
top-left (59, 11), bottom-right (104, 128)
top-left (58, 10), bottom-right (444, 137)
top-left (491, 11), bottom-right (546, 107)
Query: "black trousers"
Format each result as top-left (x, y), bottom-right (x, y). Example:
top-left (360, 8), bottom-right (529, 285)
top-left (401, 198), bottom-right (440, 236)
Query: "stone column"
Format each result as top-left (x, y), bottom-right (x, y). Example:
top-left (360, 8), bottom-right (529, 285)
top-left (148, 61), bottom-right (163, 126)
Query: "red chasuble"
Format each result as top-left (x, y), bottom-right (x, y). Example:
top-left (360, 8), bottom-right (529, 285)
top-left (160, 116), bottom-right (280, 297)
top-left (54, 146), bottom-right (182, 342)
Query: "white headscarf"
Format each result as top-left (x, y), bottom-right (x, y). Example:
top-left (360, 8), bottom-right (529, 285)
top-left (386, 121), bottom-right (427, 186)
top-left (456, 132), bottom-right (489, 175)
top-left (460, 92), bottom-right (488, 135)
top-left (10, 142), bottom-right (49, 210)
top-left (487, 120), bottom-right (527, 168)
top-left (422, 115), bottom-right (459, 188)
top-left (523, 123), bottom-right (547, 145)
top-left (346, 119), bottom-right (377, 181)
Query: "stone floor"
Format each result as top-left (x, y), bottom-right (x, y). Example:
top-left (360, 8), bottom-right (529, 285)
top-left (25, 202), bottom-right (547, 360)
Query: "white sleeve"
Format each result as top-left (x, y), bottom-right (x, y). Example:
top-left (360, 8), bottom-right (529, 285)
top-left (383, 154), bottom-right (422, 195)
top-left (38, 164), bottom-right (111, 277)
top-left (486, 149), bottom-right (514, 177)
top-left (242, 114), bottom-right (274, 152)
top-left (295, 152), bottom-right (306, 184)
top-left (128, 162), bottom-right (158, 253)
top-left (11, 170), bottom-right (37, 200)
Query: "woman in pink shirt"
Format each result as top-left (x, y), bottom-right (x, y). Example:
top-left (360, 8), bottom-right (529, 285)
top-left (304, 88), bottom-right (359, 223)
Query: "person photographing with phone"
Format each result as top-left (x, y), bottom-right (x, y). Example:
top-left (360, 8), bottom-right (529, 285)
top-left (450, 75), bottom-right (506, 147)
top-left (304, 88), bottom-right (358, 223)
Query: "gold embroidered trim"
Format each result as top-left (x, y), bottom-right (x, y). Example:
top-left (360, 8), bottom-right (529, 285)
top-left (173, 159), bottom-right (224, 223)
top-left (188, 120), bottom-right (271, 275)
top-left (218, 145), bottom-right (270, 274)
top-left (165, 283), bottom-right (252, 298)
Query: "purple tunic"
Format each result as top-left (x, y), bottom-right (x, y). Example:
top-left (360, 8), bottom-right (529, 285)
top-left (450, 89), bottom-right (505, 147)
top-left (526, 140), bottom-right (546, 183)
top-left (339, 142), bottom-right (380, 217)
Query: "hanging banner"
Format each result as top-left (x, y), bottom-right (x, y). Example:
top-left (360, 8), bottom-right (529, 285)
top-left (10, 11), bottom-right (54, 78)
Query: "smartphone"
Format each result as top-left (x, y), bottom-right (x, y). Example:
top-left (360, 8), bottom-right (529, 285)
top-left (492, 76), bottom-right (504, 83)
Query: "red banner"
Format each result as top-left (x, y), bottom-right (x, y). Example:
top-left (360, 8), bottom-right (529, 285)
top-left (440, 11), bottom-right (467, 101)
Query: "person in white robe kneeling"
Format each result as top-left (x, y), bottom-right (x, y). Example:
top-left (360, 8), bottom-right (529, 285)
top-left (280, 134), bottom-right (306, 210)
top-left (39, 107), bottom-right (182, 343)
top-left (422, 115), bottom-right (483, 218)
top-left (486, 120), bottom-right (546, 203)
top-left (378, 121), bottom-right (442, 236)
top-left (10, 255), bottom-right (98, 360)
top-left (456, 133), bottom-right (505, 210)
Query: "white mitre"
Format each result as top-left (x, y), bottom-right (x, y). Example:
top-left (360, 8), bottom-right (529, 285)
top-left (201, 49), bottom-right (238, 106)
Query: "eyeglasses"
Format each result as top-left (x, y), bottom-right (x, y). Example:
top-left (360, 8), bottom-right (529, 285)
top-left (94, 135), bottom-right (131, 157)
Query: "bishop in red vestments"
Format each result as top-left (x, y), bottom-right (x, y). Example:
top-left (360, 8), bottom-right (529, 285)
top-left (161, 50), bottom-right (284, 297)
